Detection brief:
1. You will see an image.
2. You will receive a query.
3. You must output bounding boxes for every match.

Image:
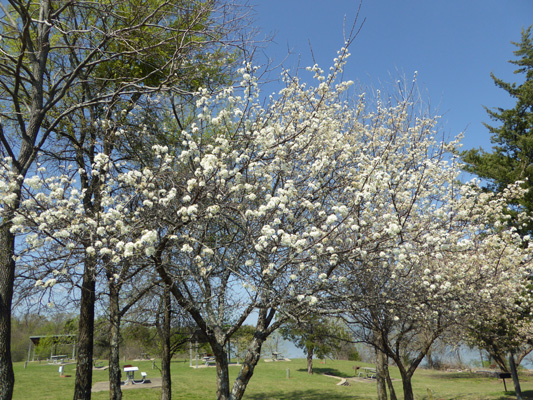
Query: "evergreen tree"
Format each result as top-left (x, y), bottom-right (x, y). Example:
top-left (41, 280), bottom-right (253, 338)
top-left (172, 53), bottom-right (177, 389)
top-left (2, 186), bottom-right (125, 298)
top-left (462, 26), bottom-right (533, 233)
top-left (462, 27), bottom-right (533, 400)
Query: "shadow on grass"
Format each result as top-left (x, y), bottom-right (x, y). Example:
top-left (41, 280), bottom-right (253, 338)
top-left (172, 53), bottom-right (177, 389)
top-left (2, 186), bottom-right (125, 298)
top-left (297, 367), bottom-right (352, 378)
top-left (471, 390), bottom-right (533, 400)
top-left (245, 389), bottom-right (367, 400)
top-left (428, 371), bottom-right (484, 380)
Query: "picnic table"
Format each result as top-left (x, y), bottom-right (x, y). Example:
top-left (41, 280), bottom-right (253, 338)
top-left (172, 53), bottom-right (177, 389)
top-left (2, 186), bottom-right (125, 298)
top-left (123, 366), bottom-right (138, 384)
top-left (122, 365), bottom-right (147, 384)
top-left (202, 356), bottom-right (216, 366)
top-left (358, 367), bottom-right (377, 379)
top-left (50, 355), bottom-right (68, 364)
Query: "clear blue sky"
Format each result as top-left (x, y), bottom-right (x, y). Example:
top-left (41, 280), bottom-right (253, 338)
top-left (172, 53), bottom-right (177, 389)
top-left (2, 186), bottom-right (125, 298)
top-left (253, 0), bottom-right (533, 152)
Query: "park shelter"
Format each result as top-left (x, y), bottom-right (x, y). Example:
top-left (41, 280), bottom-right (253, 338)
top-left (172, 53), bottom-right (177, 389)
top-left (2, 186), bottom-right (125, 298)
top-left (27, 334), bottom-right (77, 362)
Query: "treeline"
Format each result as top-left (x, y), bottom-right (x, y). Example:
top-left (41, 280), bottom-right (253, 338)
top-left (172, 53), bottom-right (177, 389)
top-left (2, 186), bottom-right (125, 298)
top-left (11, 312), bottom-right (198, 363)
top-left (13, 313), bottom-right (360, 366)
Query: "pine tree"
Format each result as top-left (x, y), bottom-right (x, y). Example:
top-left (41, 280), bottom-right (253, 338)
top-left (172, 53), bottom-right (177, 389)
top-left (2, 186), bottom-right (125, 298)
top-left (462, 26), bottom-right (533, 233)
top-left (462, 28), bottom-right (533, 399)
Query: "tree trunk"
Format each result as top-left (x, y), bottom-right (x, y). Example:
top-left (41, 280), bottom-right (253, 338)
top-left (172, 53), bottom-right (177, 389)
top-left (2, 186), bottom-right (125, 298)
top-left (509, 351), bottom-right (522, 399)
top-left (375, 347), bottom-right (388, 400)
top-left (108, 283), bottom-right (122, 400)
top-left (378, 352), bottom-right (398, 400)
top-left (385, 362), bottom-right (398, 400)
top-left (455, 347), bottom-right (463, 368)
top-left (160, 285), bottom-right (172, 400)
top-left (426, 349), bottom-right (434, 369)
top-left (0, 3), bottom-right (51, 396)
top-left (401, 373), bottom-right (415, 400)
top-left (212, 342), bottom-right (231, 400)
top-left (0, 220), bottom-right (16, 400)
top-left (306, 346), bottom-right (314, 375)
top-left (229, 334), bottom-right (266, 400)
top-left (73, 258), bottom-right (97, 400)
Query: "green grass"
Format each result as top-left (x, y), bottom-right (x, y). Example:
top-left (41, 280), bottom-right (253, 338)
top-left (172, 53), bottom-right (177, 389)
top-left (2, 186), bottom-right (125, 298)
top-left (12, 359), bottom-right (533, 399)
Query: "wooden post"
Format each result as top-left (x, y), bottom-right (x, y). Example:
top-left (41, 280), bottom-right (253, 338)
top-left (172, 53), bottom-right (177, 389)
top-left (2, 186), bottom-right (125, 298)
top-left (189, 341), bottom-right (192, 368)
top-left (195, 341), bottom-right (198, 369)
top-left (27, 341), bottom-right (32, 362)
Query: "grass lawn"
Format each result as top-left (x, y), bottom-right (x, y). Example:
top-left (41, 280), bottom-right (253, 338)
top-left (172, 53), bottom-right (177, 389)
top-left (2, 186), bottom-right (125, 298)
top-left (12, 358), bottom-right (533, 399)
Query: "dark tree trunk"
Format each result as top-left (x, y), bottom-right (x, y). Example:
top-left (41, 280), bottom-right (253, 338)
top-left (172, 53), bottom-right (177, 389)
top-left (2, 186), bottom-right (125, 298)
top-left (160, 285), bottom-right (172, 400)
top-left (401, 373), bottom-right (415, 400)
top-left (212, 342), bottom-right (230, 400)
top-left (375, 347), bottom-right (388, 400)
top-left (73, 258), bottom-right (96, 400)
top-left (306, 346), bottom-right (314, 375)
top-left (108, 284), bottom-right (122, 400)
top-left (0, 3), bottom-right (52, 398)
top-left (384, 360), bottom-right (398, 400)
top-left (229, 335), bottom-right (266, 400)
top-left (509, 351), bottom-right (522, 399)
top-left (0, 220), bottom-right (16, 400)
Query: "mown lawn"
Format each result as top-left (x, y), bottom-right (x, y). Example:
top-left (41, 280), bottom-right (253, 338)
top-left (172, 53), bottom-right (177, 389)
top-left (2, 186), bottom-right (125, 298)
top-left (12, 358), bottom-right (533, 399)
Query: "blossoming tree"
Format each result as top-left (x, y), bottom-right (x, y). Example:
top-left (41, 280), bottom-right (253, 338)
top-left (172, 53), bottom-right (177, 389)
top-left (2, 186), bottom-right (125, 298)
top-left (0, 1), bottom-right (251, 398)
top-left (319, 89), bottom-right (533, 400)
top-left (6, 36), bottom-right (531, 400)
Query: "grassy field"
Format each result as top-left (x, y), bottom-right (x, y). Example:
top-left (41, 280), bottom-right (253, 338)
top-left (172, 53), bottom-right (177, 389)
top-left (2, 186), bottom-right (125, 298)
top-left (12, 358), bottom-right (533, 400)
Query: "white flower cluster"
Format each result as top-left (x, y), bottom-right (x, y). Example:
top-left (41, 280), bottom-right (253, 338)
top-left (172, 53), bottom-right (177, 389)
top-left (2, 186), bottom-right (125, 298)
top-left (7, 46), bottom-right (531, 334)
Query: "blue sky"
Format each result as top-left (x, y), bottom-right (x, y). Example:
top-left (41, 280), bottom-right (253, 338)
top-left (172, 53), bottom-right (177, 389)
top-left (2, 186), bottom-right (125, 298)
top-left (253, 0), bottom-right (532, 153)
